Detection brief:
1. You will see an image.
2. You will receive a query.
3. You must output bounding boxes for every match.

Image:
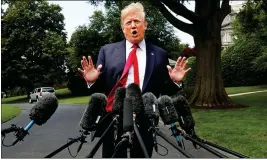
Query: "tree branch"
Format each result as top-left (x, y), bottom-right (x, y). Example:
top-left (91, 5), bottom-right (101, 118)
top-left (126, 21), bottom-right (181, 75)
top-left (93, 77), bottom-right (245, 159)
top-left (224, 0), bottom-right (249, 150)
top-left (160, 0), bottom-right (198, 23)
top-left (219, 0), bottom-right (231, 22)
top-left (151, 0), bottom-right (195, 36)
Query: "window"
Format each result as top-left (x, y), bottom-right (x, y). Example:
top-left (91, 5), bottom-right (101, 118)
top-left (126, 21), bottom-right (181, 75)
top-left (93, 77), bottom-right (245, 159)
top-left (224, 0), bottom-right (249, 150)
top-left (42, 88), bottom-right (55, 93)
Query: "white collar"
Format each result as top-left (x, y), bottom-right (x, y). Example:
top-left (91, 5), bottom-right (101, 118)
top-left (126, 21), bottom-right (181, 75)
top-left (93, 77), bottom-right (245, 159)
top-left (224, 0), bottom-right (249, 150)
top-left (126, 39), bottom-right (146, 51)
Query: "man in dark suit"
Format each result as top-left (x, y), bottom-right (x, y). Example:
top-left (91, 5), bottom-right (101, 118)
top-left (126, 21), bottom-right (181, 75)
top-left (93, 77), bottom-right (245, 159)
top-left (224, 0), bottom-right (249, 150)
top-left (78, 2), bottom-right (191, 158)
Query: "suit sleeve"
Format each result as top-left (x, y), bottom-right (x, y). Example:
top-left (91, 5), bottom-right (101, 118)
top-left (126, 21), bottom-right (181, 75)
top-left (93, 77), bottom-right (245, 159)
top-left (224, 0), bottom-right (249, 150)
top-left (160, 52), bottom-right (183, 96)
top-left (88, 46), bottom-right (106, 94)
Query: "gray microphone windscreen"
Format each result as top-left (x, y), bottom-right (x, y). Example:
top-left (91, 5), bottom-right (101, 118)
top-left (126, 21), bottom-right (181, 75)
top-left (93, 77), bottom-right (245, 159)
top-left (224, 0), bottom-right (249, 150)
top-left (113, 87), bottom-right (126, 115)
top-left (158, 95), bottom-right (178, 125)
top-left (143, 92), bottom-right (159, 119)
top-left (126, 83), bottom-right (143, 114)
top-left (29, 94), bottom-right (58, 125)
top-left (79, 93), bottom-right (107, 131)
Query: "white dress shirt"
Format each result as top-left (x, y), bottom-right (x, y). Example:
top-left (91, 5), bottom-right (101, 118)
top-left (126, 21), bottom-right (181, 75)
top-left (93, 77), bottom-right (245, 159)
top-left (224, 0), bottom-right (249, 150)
top-left (125, 39), bottom-right (146, 90)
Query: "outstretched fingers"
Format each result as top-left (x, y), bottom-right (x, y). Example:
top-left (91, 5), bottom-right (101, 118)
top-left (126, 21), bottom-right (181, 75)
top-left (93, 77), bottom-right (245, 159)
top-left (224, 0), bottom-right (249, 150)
top-left (81, 56), bottom-right (88, 70)
top-left (77, 68), bottom-right (84, 75)
top-left (185, 67), bottom-right (191, 73)
top-left (180, 57), bottom-right (187, 68)
top-left (175, 57), bottom-right (182, 68)
top-left (88, 56), bottom-right (94, 67)
top-left (97, 64), bottom-right (103, 73)
top-left (181, 59), bottom-right (188, 69)
top-left (167, 65), bottom-right (172, 75)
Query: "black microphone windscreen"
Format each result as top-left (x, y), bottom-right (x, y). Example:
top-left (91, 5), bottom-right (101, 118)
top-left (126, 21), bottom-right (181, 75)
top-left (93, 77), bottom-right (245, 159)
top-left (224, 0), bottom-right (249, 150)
top-left (29, 94), bottom-right (58, 125)
top-left (79, 93), bottom-right (107, 131)
top-left (173, 95), bottom-right (195, 131)
top-left (123, 97), bottom-right (133, 132)
top-left (126, 83), bottom-right (143, 115)
top-left (158, 95), bottom-right (178, 125)
top-left (143, 92), bottom-right (159, 119)
top-left (113, 87), bottom-right (126, 116)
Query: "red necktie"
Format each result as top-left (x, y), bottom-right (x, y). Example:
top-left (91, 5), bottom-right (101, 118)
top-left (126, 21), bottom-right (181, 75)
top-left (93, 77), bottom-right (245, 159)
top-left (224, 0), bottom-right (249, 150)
top-left (105, 44), bottom-right (140, 112)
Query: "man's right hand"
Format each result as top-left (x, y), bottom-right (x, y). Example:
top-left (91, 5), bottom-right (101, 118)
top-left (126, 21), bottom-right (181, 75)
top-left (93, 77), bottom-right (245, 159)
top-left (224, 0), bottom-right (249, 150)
top-left (78, 56), bottom-right (102, 84)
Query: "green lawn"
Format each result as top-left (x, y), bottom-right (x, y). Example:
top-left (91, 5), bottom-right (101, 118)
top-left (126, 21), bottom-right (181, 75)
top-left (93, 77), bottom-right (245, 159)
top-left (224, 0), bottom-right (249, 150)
top-left (1, 104), bottom-right (21, 123)
top-left (58, 96), bottom-right (91, 104)
top-left (192, 92), bottom-right (267, 158)
top-left (225, 85), bottom-right (267, 95)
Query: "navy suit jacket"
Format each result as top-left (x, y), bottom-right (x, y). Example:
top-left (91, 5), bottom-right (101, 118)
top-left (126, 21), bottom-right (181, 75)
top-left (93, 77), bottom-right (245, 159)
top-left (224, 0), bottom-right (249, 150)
top-left (90, 39), bottom-right (181, 97)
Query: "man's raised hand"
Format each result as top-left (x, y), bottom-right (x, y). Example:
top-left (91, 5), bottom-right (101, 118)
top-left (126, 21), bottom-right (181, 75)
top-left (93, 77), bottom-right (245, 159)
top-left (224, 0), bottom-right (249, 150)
top-left (78, 56), bottom-right (102, 84)
top-left (167, 56), bottom-right (191, 83)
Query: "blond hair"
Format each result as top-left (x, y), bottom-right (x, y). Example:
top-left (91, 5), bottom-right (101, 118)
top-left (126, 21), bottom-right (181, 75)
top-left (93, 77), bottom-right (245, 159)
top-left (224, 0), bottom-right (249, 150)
top-left (121, 2), bottom-right (146, 24)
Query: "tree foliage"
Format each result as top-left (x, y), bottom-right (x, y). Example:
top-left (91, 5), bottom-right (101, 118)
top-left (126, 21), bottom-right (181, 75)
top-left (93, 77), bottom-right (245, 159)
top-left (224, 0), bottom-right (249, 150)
top-left (231, 0), bottom-right (267, 80)
top-left (1, 0), bottom-right (68, 95)
top-left (233, 0), bottom-right (267, 43)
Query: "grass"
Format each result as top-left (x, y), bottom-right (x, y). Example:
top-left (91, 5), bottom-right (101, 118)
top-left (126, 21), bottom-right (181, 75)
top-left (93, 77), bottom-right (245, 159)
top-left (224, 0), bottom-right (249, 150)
top-left (1, 104), bottom-right (21, 123)
top-left (192, 92), bottom-right (267, 158)
top-left (58, 96), bottom-right (91, 104)
top-left (1, 95), bottom-right (28, 104)
top-left (225, 85), bottom-right (267, 95)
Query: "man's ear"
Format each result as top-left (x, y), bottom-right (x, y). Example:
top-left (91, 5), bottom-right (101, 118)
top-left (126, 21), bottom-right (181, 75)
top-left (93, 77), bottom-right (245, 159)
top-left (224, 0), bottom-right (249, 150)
top-left (121, 24), bottom-right (125, 33)
top-left (144, 21), bottom-right (148, 30)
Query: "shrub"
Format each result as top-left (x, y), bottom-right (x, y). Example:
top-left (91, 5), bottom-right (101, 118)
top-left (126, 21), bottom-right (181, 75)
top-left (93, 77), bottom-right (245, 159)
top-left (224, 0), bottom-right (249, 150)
top-left (184, 56), bottom-right (197, 87)
top-left (221, 37), bottom-right (267, 87)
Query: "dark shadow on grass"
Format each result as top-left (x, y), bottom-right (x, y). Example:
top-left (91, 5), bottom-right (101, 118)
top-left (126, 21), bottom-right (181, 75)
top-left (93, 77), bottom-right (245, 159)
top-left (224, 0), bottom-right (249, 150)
top-left (191, 104), bottom-right (248, 110)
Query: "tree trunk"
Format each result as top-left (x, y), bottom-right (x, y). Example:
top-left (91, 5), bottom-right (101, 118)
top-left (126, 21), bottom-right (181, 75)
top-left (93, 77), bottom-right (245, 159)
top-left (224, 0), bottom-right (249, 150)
top-left (189, 15), bottom-right (232, 108)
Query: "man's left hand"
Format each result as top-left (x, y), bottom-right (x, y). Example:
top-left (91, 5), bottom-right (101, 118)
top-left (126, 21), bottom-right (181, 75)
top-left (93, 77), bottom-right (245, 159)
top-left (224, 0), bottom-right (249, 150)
top-left (167, 56), bottom-right (191, 83)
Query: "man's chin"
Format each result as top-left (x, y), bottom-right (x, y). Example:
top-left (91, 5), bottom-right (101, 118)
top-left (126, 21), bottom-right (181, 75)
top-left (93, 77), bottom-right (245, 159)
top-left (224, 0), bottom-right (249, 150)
top-left (128, 37), bottom-right (143, 44)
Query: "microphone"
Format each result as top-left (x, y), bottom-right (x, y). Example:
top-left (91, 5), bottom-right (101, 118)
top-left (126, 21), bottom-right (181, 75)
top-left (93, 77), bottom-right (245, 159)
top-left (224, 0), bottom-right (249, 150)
top-left (142, 92), bottom-right (159, 152)
top-left (172, 95), bottom-right (195, 136)
top-left (158, 95), bottom-right (183, 147)
top-left (113, 87), bottom-right (126, 117)
top-left (125, 84), bottom-right (149, 158)
top-left (85, 90), bottom-right (124, 158)
top-left (79, 93), bottom-right (107, 131)
top-left (112, 87), bottom-right (126, 141)
top-left (143, 92), bottom-right (159, 121)
top-left (126, 83), bottom-right (143, 116)
top-left (172, 95), bottom-right (241, 158)
top-left (12, 94), bottom-right (58, 145)
top-left (123, 97), bottom-right (133, 133)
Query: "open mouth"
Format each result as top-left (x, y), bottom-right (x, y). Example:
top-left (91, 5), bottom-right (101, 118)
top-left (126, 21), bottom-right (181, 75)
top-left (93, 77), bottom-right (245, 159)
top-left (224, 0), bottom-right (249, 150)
top-left (132, 30), bottom-right (138, 36)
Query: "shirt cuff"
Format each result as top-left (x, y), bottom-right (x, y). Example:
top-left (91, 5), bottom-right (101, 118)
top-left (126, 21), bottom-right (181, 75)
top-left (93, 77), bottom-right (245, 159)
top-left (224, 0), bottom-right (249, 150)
top-left (87, 82), bottom-right (95, 89)
top-left (174, 81), bottom-right (183, 88)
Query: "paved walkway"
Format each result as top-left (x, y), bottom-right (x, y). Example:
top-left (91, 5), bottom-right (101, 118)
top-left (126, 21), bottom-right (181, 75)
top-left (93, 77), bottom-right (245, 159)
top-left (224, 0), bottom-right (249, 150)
top-left (228, 90), bottom-right (267, 97)
top-left (1, 104), bottom-right (217, 158)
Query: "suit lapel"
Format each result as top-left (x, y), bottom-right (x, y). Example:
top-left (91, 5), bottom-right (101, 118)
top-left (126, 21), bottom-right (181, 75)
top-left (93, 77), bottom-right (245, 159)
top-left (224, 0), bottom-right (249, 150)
top-left (114, 40), bottom-right (126, 80)
top-left (142, 42), bottom-right (155, 92)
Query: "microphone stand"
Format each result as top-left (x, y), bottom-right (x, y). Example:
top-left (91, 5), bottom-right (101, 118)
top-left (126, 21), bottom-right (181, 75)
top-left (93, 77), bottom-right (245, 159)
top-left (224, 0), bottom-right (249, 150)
top-left (133, 122), bottom-right (150, 158)
top-left (174, 128), bottom-right (228, 158)
top-left (148, 122), bottom-right (194, 158)
top-left (44, 130), bottom-right (88, 158)
top-left (111, 121), bottom-right (149, 158)
top-left (196, 137), bottom-right (248, 158)
top-left (85, 116), bottom-right (118, 158)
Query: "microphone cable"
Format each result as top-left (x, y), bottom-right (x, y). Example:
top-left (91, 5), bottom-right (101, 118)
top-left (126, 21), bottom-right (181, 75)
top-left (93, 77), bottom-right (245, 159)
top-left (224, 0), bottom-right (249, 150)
top-left (1, 124), bottom-right (22, 147)
top-left (67, 138), bottom-right (79, 158)
top-left (155, 142), bottom-right (168, 156)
